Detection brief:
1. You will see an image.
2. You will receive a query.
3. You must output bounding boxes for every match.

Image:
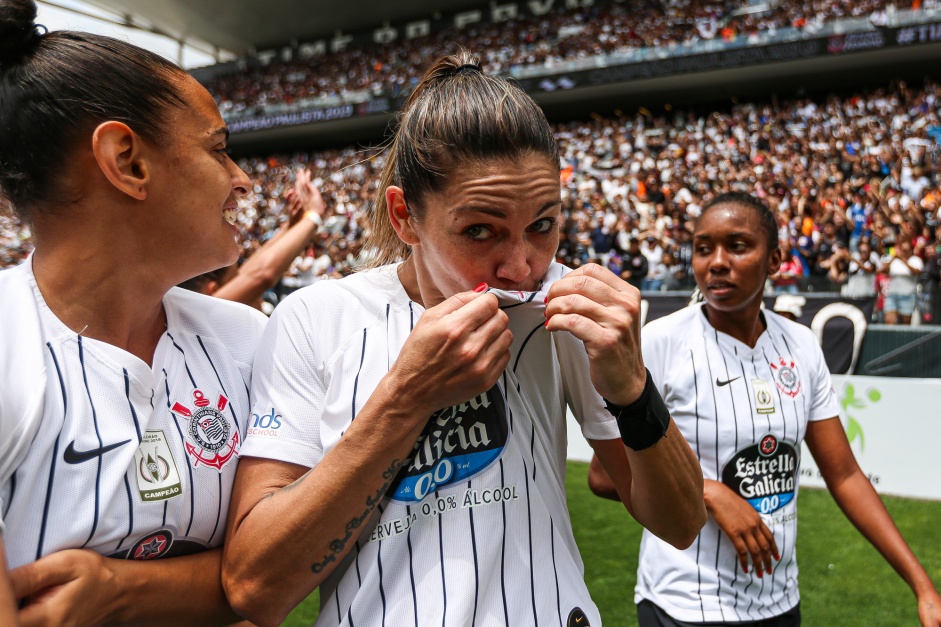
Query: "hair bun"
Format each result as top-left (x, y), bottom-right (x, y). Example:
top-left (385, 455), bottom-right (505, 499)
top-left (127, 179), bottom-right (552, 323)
top-left (0, 0), bottom-right (40, 66)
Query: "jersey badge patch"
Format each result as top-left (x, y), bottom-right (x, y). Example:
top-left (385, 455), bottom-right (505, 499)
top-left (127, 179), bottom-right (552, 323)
top-left (751, 378), bottom-right (776, 414)
top-left (130, 529), bottom-right (174, 560)
top-left (133, 430), bottom-right (183, 502)
top-left (171, 389), bottom-right (240, 471)
top-left (389, 384), bottom-right (508, 503)
top-left (722, 434), bottom-right (798, 515)
top-left (770, 357), bottom-right (802, 398)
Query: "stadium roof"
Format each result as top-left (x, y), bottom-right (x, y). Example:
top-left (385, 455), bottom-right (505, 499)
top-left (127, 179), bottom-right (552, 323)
top-left (85, 0), bottom-right (486, 55)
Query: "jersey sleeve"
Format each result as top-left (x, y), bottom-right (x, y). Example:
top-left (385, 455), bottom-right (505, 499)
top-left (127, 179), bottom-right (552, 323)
top-left (555, 330), bottom-right (621, 441)
top-left (805, 329), bottom-right (841, 422)
top-left (240, 293), bottom-right (326, 468)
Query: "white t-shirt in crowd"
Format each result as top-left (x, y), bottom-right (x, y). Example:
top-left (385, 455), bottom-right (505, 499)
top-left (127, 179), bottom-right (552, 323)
top-left (242, 262), bottom-right (622, 626)
top-left (635, 304), bottom-right (840, 623)
top-left (886, 255), bottom-right (924, 296)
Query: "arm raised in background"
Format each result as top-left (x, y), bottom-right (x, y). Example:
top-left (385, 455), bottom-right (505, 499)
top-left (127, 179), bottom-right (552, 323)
top-left (214, 168), bottom-right (326, 306)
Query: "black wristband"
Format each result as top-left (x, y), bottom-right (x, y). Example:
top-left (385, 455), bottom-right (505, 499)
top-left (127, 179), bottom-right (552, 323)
top-left (604, 369), bottom-right (670, 451)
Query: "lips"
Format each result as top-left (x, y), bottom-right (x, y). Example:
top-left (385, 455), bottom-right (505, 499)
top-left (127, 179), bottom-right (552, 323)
top-left (707, 281), bottom-right (735, 295)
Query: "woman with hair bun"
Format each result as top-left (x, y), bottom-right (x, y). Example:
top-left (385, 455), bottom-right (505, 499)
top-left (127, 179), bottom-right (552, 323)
top-left (0, 0), bottom-right (266, 624)
top-left (589, 192), bottom-right (941, 626)
top-left (223, 51), bottom-right (705, 626)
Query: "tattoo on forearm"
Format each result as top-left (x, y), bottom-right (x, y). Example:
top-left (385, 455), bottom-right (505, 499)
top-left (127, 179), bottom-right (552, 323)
top-left (311, 460), bottom-right (401, 573)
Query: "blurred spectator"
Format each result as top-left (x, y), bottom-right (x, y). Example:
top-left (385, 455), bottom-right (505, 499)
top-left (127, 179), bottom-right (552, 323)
top-left (771, 241), bottom-right (805, 293)
top-left (620, 237), bottom-right (648, 290)
top-left (881, 240), bottom-right (924, 324)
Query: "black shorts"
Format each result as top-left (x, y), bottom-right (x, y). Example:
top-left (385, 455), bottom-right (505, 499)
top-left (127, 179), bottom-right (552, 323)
top-left (637, 599), bottom-right (801, 627)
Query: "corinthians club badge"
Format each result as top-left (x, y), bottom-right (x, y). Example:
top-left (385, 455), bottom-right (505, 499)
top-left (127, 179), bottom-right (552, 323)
top-left (171, 389), bottom-right (239, 470)
top-left (770, 357), bottom-right (801, 398)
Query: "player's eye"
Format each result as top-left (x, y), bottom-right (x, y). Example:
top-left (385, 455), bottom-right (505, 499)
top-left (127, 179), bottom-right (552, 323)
top-left (528, 218), bottom-right (557, 234)
top-left (464, 225), bottom-right (494, 241)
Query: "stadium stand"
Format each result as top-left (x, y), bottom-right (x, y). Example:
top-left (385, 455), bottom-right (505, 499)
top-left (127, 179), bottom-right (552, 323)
top-left (3, 0), bottom-right (941, 326)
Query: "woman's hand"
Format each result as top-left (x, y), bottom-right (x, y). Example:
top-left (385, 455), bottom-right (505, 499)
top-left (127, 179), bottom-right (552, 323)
top-left (389, 287), bottom-right (513, 416)
top-left (12, 550), bottom-right (116, 627)
top-left (545, 263), bottom-right (645, 405)
top-left (704, 480), bottom-right (778, 576)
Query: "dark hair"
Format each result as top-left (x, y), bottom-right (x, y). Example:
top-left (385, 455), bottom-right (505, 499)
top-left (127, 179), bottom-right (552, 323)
top-left (698, 191), bottom-right (778, 251)
top-left (367, 50), bottom-right (559, 266)
top-left (0, 0), bottom-right (187, 221)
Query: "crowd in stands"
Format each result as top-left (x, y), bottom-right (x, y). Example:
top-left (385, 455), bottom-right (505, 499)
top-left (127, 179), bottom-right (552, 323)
top-left (3, 78), bottom-right (941, 324)
top-left (205, 0), bottom-right (914, 117)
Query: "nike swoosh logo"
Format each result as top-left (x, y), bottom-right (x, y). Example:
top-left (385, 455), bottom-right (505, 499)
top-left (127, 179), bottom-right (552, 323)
top-left (716, 376), bottom-right (741, 387)
top-left (63, 439), bottom-right (132, 464)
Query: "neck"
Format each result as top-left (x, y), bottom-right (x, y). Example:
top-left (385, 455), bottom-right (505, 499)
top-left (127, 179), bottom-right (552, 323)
top-left (397, 254), bottom-right (445, 308)
top-left (702, 299), bottom-right (766, 348)
top-left (31, 223), bottom-right (173, 366)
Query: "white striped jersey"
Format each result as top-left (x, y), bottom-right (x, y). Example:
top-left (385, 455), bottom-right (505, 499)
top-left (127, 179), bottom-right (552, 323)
top-left (634, 303), bottom-right (840, 622)
top-left (242, 262), bottom-right (622, 627)
top-left (0, 261), bottom-right (266, 568)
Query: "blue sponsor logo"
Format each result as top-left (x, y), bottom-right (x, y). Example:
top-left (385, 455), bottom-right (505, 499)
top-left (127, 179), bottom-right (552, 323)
top-left (251, 409), bottom-right (282, 430)
top-left (390, 385), bottom-right (508, 503)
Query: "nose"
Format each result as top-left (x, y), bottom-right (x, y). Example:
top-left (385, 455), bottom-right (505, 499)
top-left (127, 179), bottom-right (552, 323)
top-left (228, 158), bottom-right (251, 197)
top-left (495, 242), bottom-right (532, 285)
top-left (708, 246), bottom-right (730, 274)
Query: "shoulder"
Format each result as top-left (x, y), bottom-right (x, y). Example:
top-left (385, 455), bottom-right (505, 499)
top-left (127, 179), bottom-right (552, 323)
top-left (276, 265), bottom-right (404, 322)
top-left (643, 305), bottom-right (701, 343)
top-left (165, 287), bottom-right (268, 365)
top-left (764, 310), bottom-right (822, 358)
top-left (265, 265), bottom-right (408, 350)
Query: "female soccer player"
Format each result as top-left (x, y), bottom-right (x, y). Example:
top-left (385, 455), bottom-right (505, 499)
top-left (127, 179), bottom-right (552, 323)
top-left (222, 51), bottom-right (706, 626)
top-left (0, 0), bottom-right (266, 623)
top-left (589, 192), bottom-right (941, 626)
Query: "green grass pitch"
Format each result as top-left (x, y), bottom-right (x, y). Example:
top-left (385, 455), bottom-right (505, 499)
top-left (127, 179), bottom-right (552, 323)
top-left (283, 461), bottom-right (941, 625)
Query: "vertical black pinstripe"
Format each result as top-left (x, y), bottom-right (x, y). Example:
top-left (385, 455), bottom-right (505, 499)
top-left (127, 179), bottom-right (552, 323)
top-left (77, 336), bottom-right (104, 548)
top-left (114, 474), bottom-right (134, 552)
top-left (513, 322), bottom-right (544, 483)
top-left (551, 519), bottom-right (562, 627)
top-left (166, 333), bottom-right (198, 388)
top-left (701, 337), bottom-right (728, 622)
top-left (36, 343), bottom-right (67, 560)
top-left (347, 339), bottom-right (367, 624)
top-left (376, 502), bottom-right (388, 627)
top-left (523, 460), bottom-right (539, 626)
top-left (769, 330), bottom-right (805, 608)
top-left (734, 349), bottom-right (760, 615)
top-left (5, 473), bottom-right (15, 517)
top-left (690, 348), bottom-right (706, 620)
top-left (350, 329), bottom-right (368, 423)
top-left (438, 490), bottom-right (448, 627)
top-left (716, 336), bottom-right (743, 620)
top-left (123, 369), bottom-right (143, 442)
top-left (499, 459), bottom-right (510, 625)
top-left (118, 368), bottom-right (142, 554)
top-left (716, 331), bottom-right (740, 452)
top-left (197, 335), bottom-right (242, 431)
top-left (163, 374), bottom-right (196, 536)
top-left (466, 481), bottom-right (480, 627)
top-left (759, 346), bottom-right (791, 617)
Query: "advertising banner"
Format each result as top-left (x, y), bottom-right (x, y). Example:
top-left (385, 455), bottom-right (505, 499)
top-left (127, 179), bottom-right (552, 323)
top-left (566, 374), bottom-right (941, 501)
